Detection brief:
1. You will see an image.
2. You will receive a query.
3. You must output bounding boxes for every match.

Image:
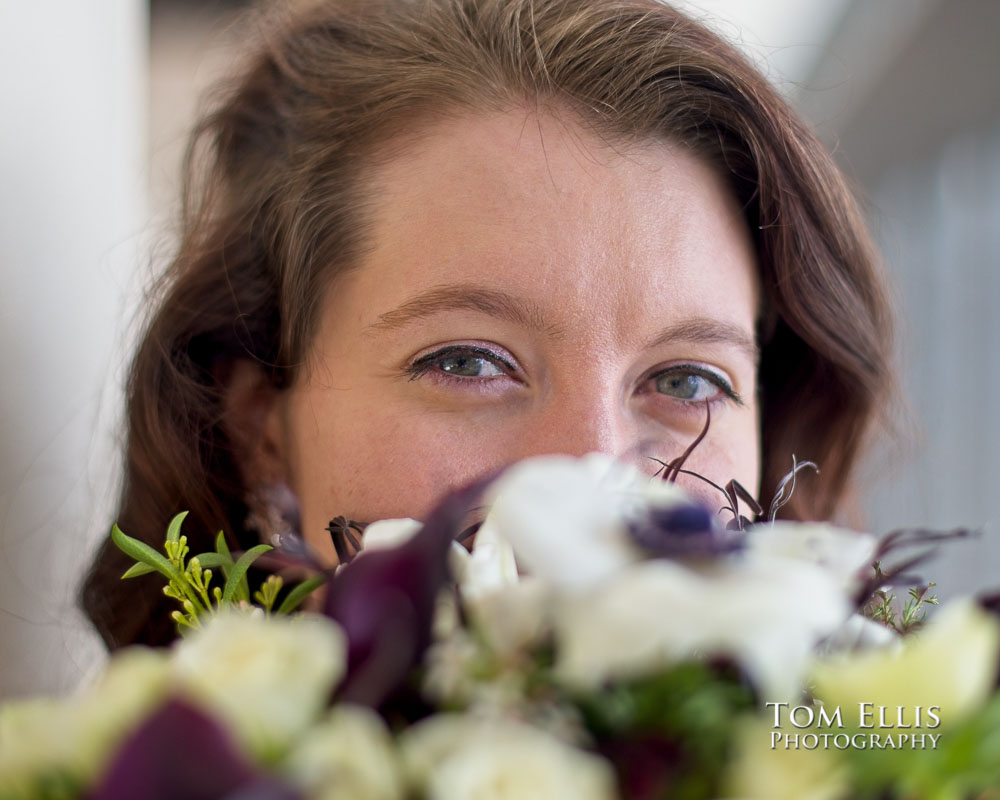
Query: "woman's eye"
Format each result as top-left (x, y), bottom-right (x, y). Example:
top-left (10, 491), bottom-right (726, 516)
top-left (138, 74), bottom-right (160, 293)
top-left (435, 352), bottom-right (504, 377)
top-left (650, 366), bottom-right (739, 404)
top-left (407, 345), bottom-right (512, 381)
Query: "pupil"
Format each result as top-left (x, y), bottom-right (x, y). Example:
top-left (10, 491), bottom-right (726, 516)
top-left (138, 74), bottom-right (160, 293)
top-left (442, 355), bottom-right (481, 376)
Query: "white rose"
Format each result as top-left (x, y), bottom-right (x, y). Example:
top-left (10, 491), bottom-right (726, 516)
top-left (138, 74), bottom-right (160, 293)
top-left (400, 714), bottom-right (618, 800)
top-left (0, 646), bottom-right (169, 791)
top-left (0, 697), bottom-right (77, 798)
top-left (171, 611), bottom-right (346, 759)
top-left (457, 514), bottom-right (519, 601)
top-left (465, 577), bottom-right (551, 656)
top-left (283, 704), bottom-right (403, 800)
top-left (555, 556), bottom-right (849, 700)
top-left (484, 453), bottom-right (688, 590)
top-left (74, 646), bottom-right (173, 771)
top-left (358, 507), bottom-right (520, 607)
top-left (422, 628), bottom-right (483, 706)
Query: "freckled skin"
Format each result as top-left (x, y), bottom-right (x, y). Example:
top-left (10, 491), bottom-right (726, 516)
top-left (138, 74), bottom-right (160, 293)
top-left (268, 108), bottom-right (761, 563)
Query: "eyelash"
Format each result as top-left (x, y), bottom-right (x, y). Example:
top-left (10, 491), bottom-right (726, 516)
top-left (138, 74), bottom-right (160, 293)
top-left (404, 345), bottom-right (742, 406)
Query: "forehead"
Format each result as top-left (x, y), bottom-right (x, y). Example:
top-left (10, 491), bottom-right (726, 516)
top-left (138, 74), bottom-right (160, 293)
top-left (344, 107), bottom-right (758, 346)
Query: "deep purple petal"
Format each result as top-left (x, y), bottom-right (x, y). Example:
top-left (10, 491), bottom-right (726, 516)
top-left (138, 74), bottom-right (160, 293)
top-left (90, 698), bottom-right (302, 800)
top-left (223, 782), bottom-right (303, 800)
top-left (323, 474), bottom-right (494, 708)
top-left (601, 733), bottom-right (682, 800)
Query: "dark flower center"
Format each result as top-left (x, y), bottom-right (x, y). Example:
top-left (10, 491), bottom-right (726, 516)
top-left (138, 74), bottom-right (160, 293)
top-left (626, 502), bottom-right (745, 559)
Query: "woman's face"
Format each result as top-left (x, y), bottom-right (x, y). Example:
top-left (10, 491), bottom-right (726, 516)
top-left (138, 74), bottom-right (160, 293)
top-left (269, 109), bottom-right (761, 562)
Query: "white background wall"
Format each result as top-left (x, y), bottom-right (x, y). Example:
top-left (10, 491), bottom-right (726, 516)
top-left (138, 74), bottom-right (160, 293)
top-left (0, 1), bottom-right (147, 697)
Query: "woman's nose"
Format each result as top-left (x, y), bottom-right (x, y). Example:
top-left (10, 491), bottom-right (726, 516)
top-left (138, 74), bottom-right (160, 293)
top-left (510, 388), bottom-right (654, 474)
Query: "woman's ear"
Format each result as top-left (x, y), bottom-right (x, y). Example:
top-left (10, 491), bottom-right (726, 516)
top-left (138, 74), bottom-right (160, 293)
top-left (221, 359), bottom-right (288, 489)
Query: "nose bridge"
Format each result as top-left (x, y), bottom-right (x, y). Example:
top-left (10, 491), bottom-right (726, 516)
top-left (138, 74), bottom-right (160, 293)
top-left (541, 395), bottom-right (618, 456)
top-left (518, 378), bottom-right (634, 463)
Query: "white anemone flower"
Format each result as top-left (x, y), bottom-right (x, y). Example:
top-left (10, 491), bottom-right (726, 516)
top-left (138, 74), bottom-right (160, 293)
top-left (555, 555), bottom-right (850, 701)
top-left (483, 453), bottom-right (689, 590)
top-left (477, 453), bottom-right (858, 698)
top-left (818, 612), bottom-right (899, 655)
top-left (746, 522), bottom-right (876, 593)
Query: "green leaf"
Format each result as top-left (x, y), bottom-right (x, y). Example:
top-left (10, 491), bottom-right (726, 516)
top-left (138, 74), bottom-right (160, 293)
top-left (214, 531), bottom-right (235, 583)
top-left (571, 662), bottom-right (754, 799)
top-left (121, 562), bottom-right (157, 579)
top-left (215, 531), bottom-right (232, 559)
top-left (276, 574), bottom-right (327, 615)
top-left (166, 511), bottom-right (189, 544)
top-left (222, 544), bottom-right (273, 604)
top-left (111, 524), bottom-right (181, 583)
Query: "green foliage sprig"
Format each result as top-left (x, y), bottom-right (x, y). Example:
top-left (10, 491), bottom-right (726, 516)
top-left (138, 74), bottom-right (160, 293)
top-left (862, 561), bottom-right (939, 634)
top-left (111, 512), bottom-right (325, 633)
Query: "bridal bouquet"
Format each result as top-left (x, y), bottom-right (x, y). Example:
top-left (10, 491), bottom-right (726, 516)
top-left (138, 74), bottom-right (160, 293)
top-left (3, 453), bottom-right (1000, 800)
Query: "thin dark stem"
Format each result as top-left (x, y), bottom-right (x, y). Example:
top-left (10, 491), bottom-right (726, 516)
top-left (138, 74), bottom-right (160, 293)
top-left (326, 516), bottom-right (368, 564)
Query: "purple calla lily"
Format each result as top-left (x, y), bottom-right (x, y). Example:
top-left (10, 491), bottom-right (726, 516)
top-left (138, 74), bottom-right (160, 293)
top-left (89, 698), bottom-right (302, 800)
top-left (323, 475), bottom-right (493, 709)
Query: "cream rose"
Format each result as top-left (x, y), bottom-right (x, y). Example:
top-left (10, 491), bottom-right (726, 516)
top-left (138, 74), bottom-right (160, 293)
top-left (723, 717), bottom-right (849, 800)
top-left (0, 646), bottom-right (170, 793)
top-left (284, 704), bottom-right (404, 800)
top-left (171, 611), bottom-right (346, 759)
top-left (400, 714), bottom-right (617, 800)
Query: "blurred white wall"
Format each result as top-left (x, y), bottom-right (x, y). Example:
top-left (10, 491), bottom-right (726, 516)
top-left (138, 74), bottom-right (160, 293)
top-left (0, 1), bottom-right (147, 697)
top-left (675, 0), bottom-right (851, 91)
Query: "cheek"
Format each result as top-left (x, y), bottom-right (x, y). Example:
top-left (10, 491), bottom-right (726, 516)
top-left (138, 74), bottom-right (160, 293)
top-left (669, 413), bottom-right (761, 513)
top-left (285, 390), bottom-right (500, 550)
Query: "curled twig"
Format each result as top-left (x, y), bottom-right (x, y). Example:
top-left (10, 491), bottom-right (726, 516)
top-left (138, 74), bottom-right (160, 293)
top-left (767, 457), bottom-right (819, 521)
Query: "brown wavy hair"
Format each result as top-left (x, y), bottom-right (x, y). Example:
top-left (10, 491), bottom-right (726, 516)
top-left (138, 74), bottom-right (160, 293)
top-left (82, 0), bottom-right (894, 648)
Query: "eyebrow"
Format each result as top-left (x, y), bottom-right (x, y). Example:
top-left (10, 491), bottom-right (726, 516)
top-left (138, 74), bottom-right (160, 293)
top-left (643, 318), bottom-right (759, 365)
top-left (366, 282), bottom-right (759, 364)
top-left (365, 284), bottom-right (565, 338)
